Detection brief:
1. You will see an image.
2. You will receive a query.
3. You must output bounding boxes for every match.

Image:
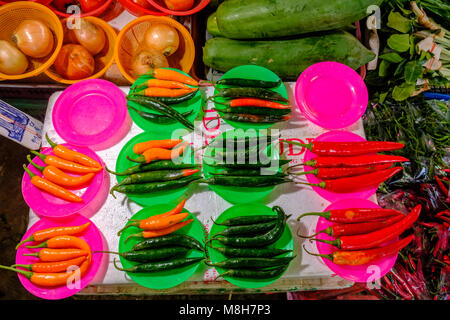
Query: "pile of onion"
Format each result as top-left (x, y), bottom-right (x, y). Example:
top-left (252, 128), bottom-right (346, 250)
top-left (129, 23), bottom-right (181, 78)
top-left (53, 18), bottom-right (107, 80)
top-left (0, 19), bottom-right (54, 76)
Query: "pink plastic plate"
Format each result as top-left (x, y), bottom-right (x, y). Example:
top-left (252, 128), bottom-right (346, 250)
top-left (303, 130), bottom-right (376, 202)
top-left (315, 198), bottom-right (398, 283)
top-left (52, 79), bottom-right (131, 151)
top-left (295, 61), bottom-right (368, 129)
top-left (21, 145), bottom-right (109, 219)
top-left (15, 214), bottom-right (109, 300)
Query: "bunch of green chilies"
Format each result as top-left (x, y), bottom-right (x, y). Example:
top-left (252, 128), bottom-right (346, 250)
top-left (206, 206), bottom-right (295, 279)
top-left (201, 78), bottom-right (293, 124)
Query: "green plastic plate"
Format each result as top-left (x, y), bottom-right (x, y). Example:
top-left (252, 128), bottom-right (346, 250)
top-left (128, 68), bottom-right (201, 134)
top-left (118, 204), bottom-right (206, 290)
top-left (207, 203), bottom-right (293, 289)
top-left (213, 65), bottom-right (288, 130)
top-left (202, 129), bottom-right (281, 204)
top-left (115, 132), bottom-right (196, 206)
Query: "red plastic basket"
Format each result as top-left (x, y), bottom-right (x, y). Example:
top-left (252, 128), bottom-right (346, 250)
top-left (48, 0), bottom-right (113, 18)
top-left (146, 0), bottom-right (210, 16)
top-left (118, 0), bottom-right (166, 16)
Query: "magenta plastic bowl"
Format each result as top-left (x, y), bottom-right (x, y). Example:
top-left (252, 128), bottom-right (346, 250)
top-left (21, 145), bottom-right (110, 219)
top-left (15, 214), bottom-right (108, 300)
top-left (52, 79), bottom-right (132, 151)
top-left (315, 198), bottom-right (398, 283)
top-left (303, 130), bottom-right (376, 202)
top-left (295, 61), bottom-right (368, 129)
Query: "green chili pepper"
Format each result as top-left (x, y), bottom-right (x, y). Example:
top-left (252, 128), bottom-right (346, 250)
top-left (95, 247), bottom-right (191, 262)
top-left (215, 265), bottom-right (288, 279)
top-left (206, 244), bottom-right (293, 258)
top-left (128, 105), bottom-right (193, 124)
top-left (210, 87), bottom-right (288, 102)
top-left (208, 206), bottom-right (288, 247)
top-left (202, 78), bottom-right (281, 88)
top-left (210, 169), bottom-right (285, 177)
top-left (212, 220), bottom-right (278, 237)
top-left (216, 105), bottom-right (291, 116)
top-left (200, 175), bottom-right (291, 187)
top-left (205, 158), bottom-right (291, 169)
top-left (110, 175), bottom-right (201, 198)
top-left (115, 169), bottom-right (200, 186)
top-left (126, 95), bottom-right (194, 130)
top-left (205, 256), bottom-right (294, 269)
top-left (113, 257), bottom-right (203, 273)
top-left (212, 214), bottom-right (278, 226)
top-left (105, 161), bottom-right (199, 176)
top-left (151, 89), bottom-right (199, 105)
top-left (131, 234), bottom-right (204, 252)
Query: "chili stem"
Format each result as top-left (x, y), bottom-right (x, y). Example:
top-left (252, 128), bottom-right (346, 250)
top-left (0, 265), bottom-right (32, 279)
top-left (302, 245), bottom-right (333, 261)
top-left (27, 155), bottom-right (45, 172)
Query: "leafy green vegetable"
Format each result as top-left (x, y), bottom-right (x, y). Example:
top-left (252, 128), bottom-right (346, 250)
top-left (404, 60), bottom-right (424, 83)
top-left (392, 82), bottom-right (416, 101)
top-left (380, 52), bottom-right (405, 63)
top-left (387, 11), bottom-right (412, 33)
top-left (387, 34), bottom-right (411, 52)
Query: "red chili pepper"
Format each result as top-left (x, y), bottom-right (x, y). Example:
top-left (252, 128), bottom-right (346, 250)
top-left (297, 154), bottom-right (409, 168)
top-left (297, 207), bottom-right (403, 223)
top-left (293, 164), bottom-right (392, 180)
top-left (311, 205), bottom-right (421, 250)
top-left (298, 215), bottom-right (404, 238)
top-left (435, 175), bottom-right (449, 195)
top-left (284, 140), bottom-right (405, 157)
top-left (297, 167), bottom-right (403, 193)
top-left (303, 234), bottom-right (413, 265)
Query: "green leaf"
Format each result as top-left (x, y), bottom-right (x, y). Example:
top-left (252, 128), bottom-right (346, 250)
top-left (404, 61), bottom-right (424, 83)
top-left (394, 59), bottom-right (407, 77)
top-left (387, 11), bottom-right (412, 33)
top-left (379, 52), bottom-right (405, 63)
top-left (392, 82), bottom-right (416, 101)
top-left (387, 34), bottom-right (411, 53)
top-left (379, 91), bottom-right (389, 104)
top-left (378, 60), bottom-right (391, 77)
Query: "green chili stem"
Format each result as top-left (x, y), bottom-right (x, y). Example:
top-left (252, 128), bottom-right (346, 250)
top-left (0, 265), bottom-right (32, 279)
top-left (45, 133), bottom-right (58, 149)
top-left (297, 211), bottom-right (331, 221)
top-left (117, 223), bottom-right (139, 236)
top-left (302, 245), bottom-right (333, 261)
top-left (282, 140), bottom-right (313, 151)
top-left (15, 236), bottom-right (34, 250)
top-left (310, 237), bottom-right (340, 248)
top-left (112, 258), bottom-right (128, 272)
top-left (26, 241), bottom-right (47, 249)
top-left (23, 164), bottom-right (36, 179)
top-left (30, 150), bottom-right (46, 162)
top-left (10, 264), bottom-right (33, 271)
top-left (27, 155), bottom-right (45, 172)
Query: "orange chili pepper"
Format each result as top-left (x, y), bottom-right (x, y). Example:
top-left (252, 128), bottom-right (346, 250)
top-left (124, 219), bottom-right (194, 243)
top-left (136, 79), bottom-right (192, 90)
top-left (128, 198), bottom-right (186, 222)
top-left (23, 248), bottom-right (89, 262)
top-left (0, 259), bottom-right (90, 287)
top-left (26, 235), bottom-right (92, 265)
top-left (46, 134), bottom-right (102, 168)
top-left (128, 141), bottom-right (189, 163)
top-left (132, 139), bottom-right (183, 155)
top-left (23, 165), bottom-right (83, 203)
top-left (146, 68), bottom-right (199, 86)
top-left (30, 151), bottom-right (102, 174)
top-left (228, 98), bottom-right (291, 109)
top-left (27, 156), bottom-right (95, 189)
top-left (118, 211), bottom-right (189, 235)
top-left (12, 256), bottom-right (87, 273)
top-left (15, 222), bottom-right (91, 250)
top-left (135, 87), bottom-right (196, 98)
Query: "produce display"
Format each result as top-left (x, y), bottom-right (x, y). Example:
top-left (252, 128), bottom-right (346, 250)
top-left (23, 139), bottom-right (103, 203)
top-left (206, 204), bottom-right (294, 287)
top-left (1, 0), bottom-right (448, 302)
top-left (0, 223), bottom-right (93, 287)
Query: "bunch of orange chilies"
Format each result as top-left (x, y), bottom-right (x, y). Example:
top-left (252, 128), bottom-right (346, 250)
top-left (23, 134), bottom-right (103, 203)
top-left (127, 138), bottom-right (189, 164)
top-left (119, 198), bottom-right (193, 243)
top-left (0, 223), bottom-right (92, 287)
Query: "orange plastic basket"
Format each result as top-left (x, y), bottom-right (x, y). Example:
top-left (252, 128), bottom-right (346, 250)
top-left (0, 1), bottom-right (63, 80)
top-left (48, 0), bottom-right (113, 18)
top-left (114, 15), bottom-right (195, 84)
top-left (45, 16), bottom-right (117, 84)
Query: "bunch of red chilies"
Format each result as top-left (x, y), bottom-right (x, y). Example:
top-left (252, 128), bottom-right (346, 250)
top-left (369, 174), bottom-right (450, 300)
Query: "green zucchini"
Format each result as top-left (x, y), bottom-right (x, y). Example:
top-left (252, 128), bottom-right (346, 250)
top-left (207, 12), bottom-right (223, 37)
top-left (203, 31), bottom-right (376, 81)
top-left (216, 0), bottom-right (383, 39)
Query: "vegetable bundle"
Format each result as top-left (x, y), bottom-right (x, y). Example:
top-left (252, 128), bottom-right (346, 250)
top-left (286, 140), bottom-right (408, 193)
top-left (203, 77), bottom-right (292, 124)
top-left (109, 139), bottom-right (201, 198)
top-left (207, 206), bottom-right (294, 280)
top-left (0, 223), bottom-right (92, 287)
top-left (24, 135), bottom-right (103, 203)
top-left (299, 205), bottom-right (421, 266)
top-left (127, 68), bottom-right (199, 130)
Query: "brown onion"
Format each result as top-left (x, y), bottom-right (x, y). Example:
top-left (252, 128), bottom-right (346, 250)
top-left (130, 49), bottom-right (169, 78)
top-left (12, 20), bottom-right (54, 58)
top-left (143, 23), bottom-right (180, 56)
top-left (0, 40), bottom-right (29, 75)
top-left (71, 19), bottom-right (106, 56)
